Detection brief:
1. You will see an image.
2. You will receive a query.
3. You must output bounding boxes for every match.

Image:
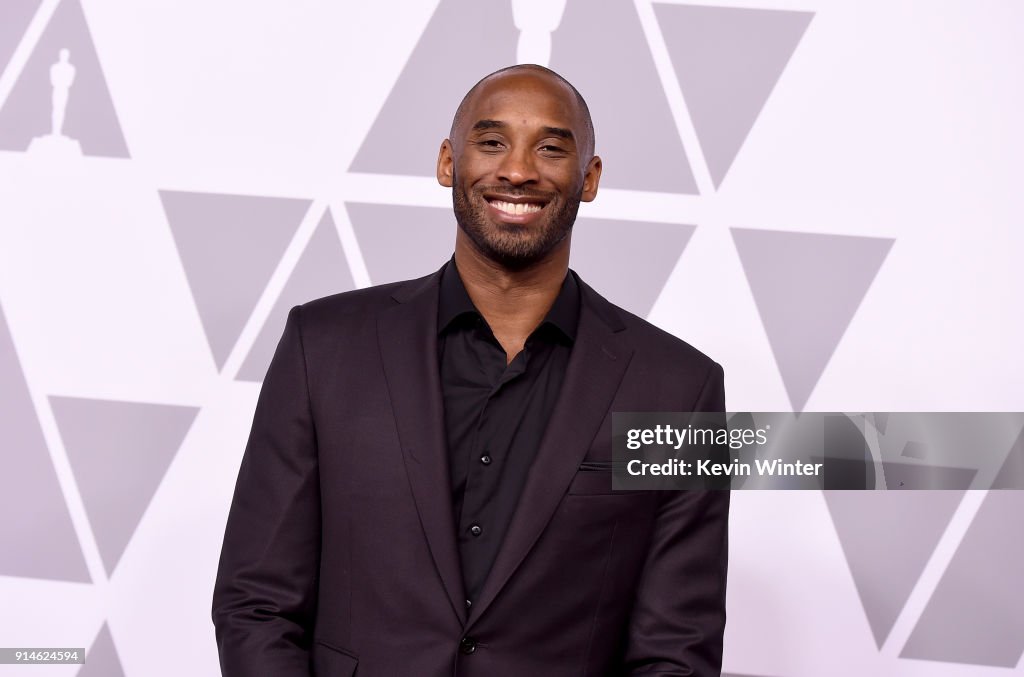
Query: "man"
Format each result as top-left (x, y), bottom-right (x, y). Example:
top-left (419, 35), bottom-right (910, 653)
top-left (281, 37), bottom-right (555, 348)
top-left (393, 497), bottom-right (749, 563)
top-left (213, 64), bottom-right (729, 676)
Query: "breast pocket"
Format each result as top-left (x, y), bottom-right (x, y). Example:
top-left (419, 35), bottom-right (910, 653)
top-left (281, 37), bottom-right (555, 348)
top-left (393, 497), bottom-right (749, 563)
top-left (568, 462), bottom-right (644, 495)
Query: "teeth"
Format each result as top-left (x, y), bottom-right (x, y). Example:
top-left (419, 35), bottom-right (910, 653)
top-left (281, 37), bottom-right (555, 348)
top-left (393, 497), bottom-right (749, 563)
top-left (491, 200), bottom-right (542, 215)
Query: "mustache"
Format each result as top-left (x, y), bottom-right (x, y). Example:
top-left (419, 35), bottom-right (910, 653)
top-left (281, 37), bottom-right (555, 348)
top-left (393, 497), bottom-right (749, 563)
top-left (472, 185), bottom-right (556, 201)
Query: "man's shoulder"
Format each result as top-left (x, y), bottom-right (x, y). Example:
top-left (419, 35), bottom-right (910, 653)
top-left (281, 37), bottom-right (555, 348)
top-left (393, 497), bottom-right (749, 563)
top-left (578, 274), bottom-right (718, 371)
top-left (619, 306), bottom-right (719, 371)
top-left (293, 269), bottom-right (438, 327)
top-left (302, 279), bottom-right (405, 313)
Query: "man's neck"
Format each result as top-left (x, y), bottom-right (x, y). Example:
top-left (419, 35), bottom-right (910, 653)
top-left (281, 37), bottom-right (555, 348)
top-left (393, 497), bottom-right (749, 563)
top-left (453, 234), bottom-right (570, 363)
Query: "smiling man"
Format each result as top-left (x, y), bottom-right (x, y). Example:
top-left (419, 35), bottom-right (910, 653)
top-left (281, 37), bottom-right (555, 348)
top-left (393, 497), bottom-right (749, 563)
top-left (213, 65), bottom-right (729, 676)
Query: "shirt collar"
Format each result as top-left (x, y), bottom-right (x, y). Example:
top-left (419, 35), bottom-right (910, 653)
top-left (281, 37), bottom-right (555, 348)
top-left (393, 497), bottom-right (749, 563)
top-left (437, 258), bottom-right (579, 343)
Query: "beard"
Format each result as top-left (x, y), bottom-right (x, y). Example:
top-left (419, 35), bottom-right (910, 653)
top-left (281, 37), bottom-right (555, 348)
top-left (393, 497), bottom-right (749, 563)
top-left (452, 174), bottom-right (582, 271)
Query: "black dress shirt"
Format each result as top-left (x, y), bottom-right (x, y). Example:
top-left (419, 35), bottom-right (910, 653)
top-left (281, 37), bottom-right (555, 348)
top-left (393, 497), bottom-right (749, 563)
top-left (437, 260), bottom-right (579, 605)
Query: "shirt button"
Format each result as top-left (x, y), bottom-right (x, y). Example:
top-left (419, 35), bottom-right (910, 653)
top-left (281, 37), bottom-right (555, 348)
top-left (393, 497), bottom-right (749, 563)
top-left (480, 454), bottom-right (492, 465)
top-left (469, 524), bottom-right (483, 537)
top-left (460, 636), bottom-right (477, 654)
top-left (465, 598), bottom-right (473, 608)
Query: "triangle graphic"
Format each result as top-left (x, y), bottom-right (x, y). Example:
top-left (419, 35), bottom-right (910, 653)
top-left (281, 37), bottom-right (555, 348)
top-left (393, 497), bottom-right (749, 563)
top-left (731, 228), bottom-right (893, 411)
top-left (346, 203), bottom-right (455, 285)
top-left (824, 491), bottom-right (965, 648)
top-left (0, 301), bottom-right (89, 582)
top-left (350, 1), bottom-right (698, 194)
top-left (0, 0), bottom-right (42, 80)
top-left (237, 210), bottom-right (356, 382)
top-left (551, 0), bottom-right (698, 193)
top-left (347, 202), bottom-right (692, 318)
top-left (159, 191), bottom-right (311, 371)
top-left (570, 217), bottom-right (694, 318)
top-left (991, 422), bottom-right (1024, 489)
top-left (349, 0), bottom-right (517, 176)
top-left (654, 4), bottom-right (813, 188)
top-left (0, 0), bottom-right (130, 157)
top-left (879, 461), bottom-right (976, 490)
top-left (78, 623), bottom-right (124, 677)
top-left (50, 396), bottom-right (199, 577)
top-left (901, 490), bottom-right (1024, 667)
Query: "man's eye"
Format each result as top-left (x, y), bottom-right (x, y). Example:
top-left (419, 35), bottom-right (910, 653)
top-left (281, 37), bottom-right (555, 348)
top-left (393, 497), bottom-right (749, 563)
top-left (478, 140), bottom-right (503, 148)
top-left (541, 145), bottom-right (566, 153)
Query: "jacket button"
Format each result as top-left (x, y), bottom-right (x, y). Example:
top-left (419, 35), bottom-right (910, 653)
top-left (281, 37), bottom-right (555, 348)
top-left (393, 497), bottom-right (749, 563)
top-left (480, 454), bottom-right (492, 465)
top-left (469, 524), bottom-right (483, 536)
top-left (459, 636), bottom-right (477, 654)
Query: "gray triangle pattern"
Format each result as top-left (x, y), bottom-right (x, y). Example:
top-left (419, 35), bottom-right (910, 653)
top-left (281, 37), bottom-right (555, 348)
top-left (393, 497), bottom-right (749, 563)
top-left (346, 202), bottom-right (455, 285)
top-left (347, 203), bottom-right (691, 318)
top-left (350, 0), bottom-right (698, 194)
top-left (50, 396), bottom-right (198, 577)
top-left (0, 302), bottom-right (89, 582)
top-left (237, 209), bottom-right (356, 382)
top-left (731, 228), bottom-right (893, 411)
top-left (879, 461), bottom-right (976, 490)
top-left (654, 3), bottom-right (813, 189)
top-left (0, 0), bottom-right (41, 80)
top-left (349, 0), bottom-right (517, 176)
top-left (160, 191), bottom-right (311, 371)
top-left (551, 0), bottom-right (698, 194)
top-left (0, 0), bottom-right (129, 157)
top-left (824, 491), bottom-right (965, 648)
top-left (990, 423), bottom-right (1024, 490)
top-left (901, 490), bottom-right (1024, 667)
top-left (78, 623), bottom-right (124, 677)
top-left (570, 217), bottom-right (694, 318)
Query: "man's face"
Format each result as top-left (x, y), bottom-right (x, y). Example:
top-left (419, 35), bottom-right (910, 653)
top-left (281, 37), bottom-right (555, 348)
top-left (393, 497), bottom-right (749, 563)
top-left (437, 72), bottom-right (602, 270)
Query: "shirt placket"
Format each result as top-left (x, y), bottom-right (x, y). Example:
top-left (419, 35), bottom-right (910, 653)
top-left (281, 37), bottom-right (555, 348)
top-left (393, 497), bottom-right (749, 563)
top-left (456, 338), bottom-right (530, 567)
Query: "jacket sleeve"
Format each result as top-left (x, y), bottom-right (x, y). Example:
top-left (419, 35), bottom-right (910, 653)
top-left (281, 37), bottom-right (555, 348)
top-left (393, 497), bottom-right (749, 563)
top-left (212, 305), bottom-right (321, 676)
top-left (621, 361), bottom-right (730, 676)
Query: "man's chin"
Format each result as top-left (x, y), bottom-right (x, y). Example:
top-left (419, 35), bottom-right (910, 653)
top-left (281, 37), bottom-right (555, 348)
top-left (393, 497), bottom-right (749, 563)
top-left (455, 202), bottom-right (572, 269)
top-left (463, 233), bottom-right (540, 269)
top-left (480, 234), bottom-right (571, 271)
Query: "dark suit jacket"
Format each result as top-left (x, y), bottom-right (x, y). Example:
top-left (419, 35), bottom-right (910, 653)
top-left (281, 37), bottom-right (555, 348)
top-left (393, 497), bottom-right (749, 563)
top-left (212, 264), bottom-right (729, 676)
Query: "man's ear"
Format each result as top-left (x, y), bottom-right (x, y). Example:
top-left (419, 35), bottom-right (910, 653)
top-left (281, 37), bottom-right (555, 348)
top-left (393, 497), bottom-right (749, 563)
top-left (437, 139), bottom-right (454, 187)
top-left (580, 155), bottom-right (602, 202)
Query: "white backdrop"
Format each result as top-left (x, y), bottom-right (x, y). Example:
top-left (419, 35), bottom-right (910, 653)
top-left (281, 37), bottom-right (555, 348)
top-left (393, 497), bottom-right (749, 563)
top-left (1, 1), bottom-right (1022, 675)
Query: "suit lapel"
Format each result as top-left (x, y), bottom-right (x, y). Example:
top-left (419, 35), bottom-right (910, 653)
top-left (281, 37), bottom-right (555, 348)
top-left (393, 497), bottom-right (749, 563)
top-left (466, 278), bottom-right (633, 626)
top-left (377, 269), bottom-right (467, 625)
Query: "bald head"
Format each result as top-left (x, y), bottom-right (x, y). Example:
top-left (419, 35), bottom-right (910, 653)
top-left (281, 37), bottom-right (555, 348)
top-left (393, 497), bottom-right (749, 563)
top-left (449, 64), bottom-right (595, 160)
top-left (436, 63), bottom-right (604, 271)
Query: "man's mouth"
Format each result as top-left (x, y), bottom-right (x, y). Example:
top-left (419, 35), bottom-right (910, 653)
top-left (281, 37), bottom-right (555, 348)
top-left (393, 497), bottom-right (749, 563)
top-left (487, 199), bottom-right (544, 216)
top-left (482, 194), bottom-right (550, 220)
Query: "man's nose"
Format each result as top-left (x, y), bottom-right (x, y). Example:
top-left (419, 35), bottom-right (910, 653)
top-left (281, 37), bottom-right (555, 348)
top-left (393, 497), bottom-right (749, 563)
top-left (496, 146), bottom-right (539, 185)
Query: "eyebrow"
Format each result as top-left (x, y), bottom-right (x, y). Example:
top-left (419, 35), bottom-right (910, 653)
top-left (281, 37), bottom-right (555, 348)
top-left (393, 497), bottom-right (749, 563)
top-left (470, 119), bottom-right (577, 144)
top-left (471, 119), bottom-right (506, 132)
top-left (541, 126), bottom-right (575, 143)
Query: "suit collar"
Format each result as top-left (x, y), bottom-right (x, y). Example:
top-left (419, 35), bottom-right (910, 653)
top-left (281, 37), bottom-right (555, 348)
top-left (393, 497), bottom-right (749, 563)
top-left (380, 262), bottom-right (633, 629)
top-left (378, 264), bottom-right (468, 624)
top-left (390, 263), bottom-right (625, 334)
top-left (436, 259), bottom-right (583, 343)
top-left (466, 275), bottom-right (633, 627)
top-left (390, 264), bottom-right (445, 304)
top-left (571, 269), bottom-right (627, 333)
